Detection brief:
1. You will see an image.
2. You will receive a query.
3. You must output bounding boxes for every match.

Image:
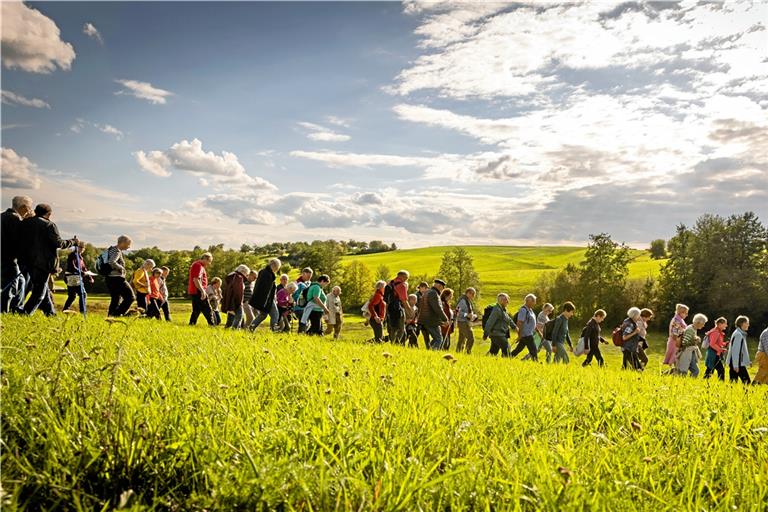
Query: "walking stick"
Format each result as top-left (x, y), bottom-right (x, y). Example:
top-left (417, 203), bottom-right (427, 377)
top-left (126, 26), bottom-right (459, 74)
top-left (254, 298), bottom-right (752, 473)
top-left (73, 243), bottom-right (87, 319)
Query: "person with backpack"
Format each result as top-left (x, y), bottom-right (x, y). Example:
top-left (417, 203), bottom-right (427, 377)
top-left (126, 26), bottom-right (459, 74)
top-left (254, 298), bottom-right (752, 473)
top-left (664, 304), bottom-right (689, 370)
top-left (754, 326), bottom-right (768, 385)
top-left (676, 313), bottom-right (707, 377)
top-left (620, 307), bottom-right (643, 370)
top-left (482, 293), bottom-right (515, 357)
top-left (99, 235), bottom-right (135, 317)
top-left (525, 303), bottom-right (554, 362)
top-left (385, 270), bottom-right (410, 345)
top-left (418, 279), bottom-right (449, 350)
top-left (368, 280), bottom-right (387, 343)
top-left (131, 259), bottom-right (155, 313)
top-left (62, 245), bottom-right (93, 314)
top-left (20, 204), bottom-right (81, 316)
top-left (1, 195), bottom-right (33, 314)
top-left (222, 264), bottom-right (250, 328)
top-left (301, 274), bottom-right (331, 336)
top-left (551, 302), bottom-right (576, 364)
top-left (581, 309), bottom-right (607, 367)
top-left (249, 258), bottom-right (282, 330)
top-left (510, 293), bottom-right (538, 361)
top-left (455, 287), bottom-right (477, 354)
top-left (188, 252), bottom-right (215, 326)
top-left (293, 267), bottom-right (314, 331)
top-left (726, 315), bottom-right (751, 384)
top-left (703, 317), bottom-right (728, 380)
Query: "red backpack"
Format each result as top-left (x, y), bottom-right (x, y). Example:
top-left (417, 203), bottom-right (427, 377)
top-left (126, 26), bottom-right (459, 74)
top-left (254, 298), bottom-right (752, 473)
top-left (612, 326), bottom-right (624, 347)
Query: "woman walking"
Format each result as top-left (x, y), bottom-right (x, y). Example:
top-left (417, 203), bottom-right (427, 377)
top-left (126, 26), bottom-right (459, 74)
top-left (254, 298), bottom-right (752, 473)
top-left (726, 316), bottom-right (751, 384)
top-left (324, 286), bottom-right (343, 339)
top-left (636, 309), bottom-right (653, 369)
top-left (703, 317), bottom-right (728, 380)
top-left (582, 309), bottom-right (606, 367)
top-left (62, 245), bottom-right (93, 313)
top-left (145, 268), bottom-right (164, 320)
top-left (206, 277), bottom-right (223, 326)
top-left (368, 280), bottom-right (387, 343)
top-left (664, 304), bottom-right (689, 370)
top-left (551, 302), bottom-right (575, 364)
top-left (222, 265), bottom-right (250, 328)
top-left (676, 313), bottom-right (707, 377)
top-left (440, 288), bottom-right (455, 350)
top-left (621, 307), bottom-right (642, 370)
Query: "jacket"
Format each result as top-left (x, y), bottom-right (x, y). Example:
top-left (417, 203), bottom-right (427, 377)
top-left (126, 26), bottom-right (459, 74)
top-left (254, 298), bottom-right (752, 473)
top-left (1, 208), bottom-right (23, 267)
top-left (249, 265), bottom-right (276, 313)
top-left (19, 215), bottom-right (75, 273)
top-left (221, 271), bottom-right (246, 312)
top-left (368, 288), bottom-right (386, 321)
top-left (705, 327), bottom-right (727, 356)
top-left (417, 287), bottom-right (448, 327)
top-left (456, 294), bottom-right (474, 323)
top-left (441, 299), bottom-right (454, 337)
top-left (483, 303), bottom-right (514, 338)
top-left (726, 328), bottom-right (751, 368)
top-left (551, 314), bottom-right (572, 347)
top-left (582, 318), bottom-right (601, 351)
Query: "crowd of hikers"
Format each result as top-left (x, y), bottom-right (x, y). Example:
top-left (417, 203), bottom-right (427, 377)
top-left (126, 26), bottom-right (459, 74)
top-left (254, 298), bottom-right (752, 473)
top-left (2, 195), bottom-right (767, 385)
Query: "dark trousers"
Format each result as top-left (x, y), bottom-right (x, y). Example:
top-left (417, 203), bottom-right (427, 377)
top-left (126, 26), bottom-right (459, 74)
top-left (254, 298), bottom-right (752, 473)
top-left (371, 320), bottom-right (384, 342)
top-left (23, 269), bottom-right (55, 316)
top-left (307, 310), bottom-right (323, 335)
top-left (161, 300), bottom-right (171, 321)
top-left (424, 324), bottom-right (444, 350)
top-left (387, 312), bottom-right (405, 345)
top-left (1, 262), bottom-right (25, 313)
top-left (146, 298), bottom-right (163, 319)
top-left (488, 335), bottom-right (510, 357)
top-left (189, 294), bottom-right (214, 325)
top-left (705, 355), bottom-right (726, 381)
top-left (729, 366), bottom-right (751, 384)
top-left (136, 293), bottom-right (147, 312)
top-left (63, 285), bottom-right (86, 313)
top-left (106, 276), bottom-right (134, 316)
top-left (406, 324), bottom-right (420, 347)
top-left (583, 343), bottom-right (604, 367)
top-left (510, 335), bottom-right (537, 360)
top-left (249, 308), bottom-right (270, 330)
top-left (623, 350), bottom-right (640, 370)
top-left (421, 325), bottom-right (431, 349)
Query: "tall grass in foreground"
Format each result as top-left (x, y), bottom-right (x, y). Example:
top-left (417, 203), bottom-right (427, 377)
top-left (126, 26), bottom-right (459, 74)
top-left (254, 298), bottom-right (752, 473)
top-left (1, 315), bottom-right (766, 510)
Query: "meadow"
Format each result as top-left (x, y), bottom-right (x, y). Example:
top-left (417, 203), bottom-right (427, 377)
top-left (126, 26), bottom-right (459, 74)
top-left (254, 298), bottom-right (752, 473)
top-left (343, 246), bottom-right (664, 300)
top-left (2, 314), bottom-right (766, 511)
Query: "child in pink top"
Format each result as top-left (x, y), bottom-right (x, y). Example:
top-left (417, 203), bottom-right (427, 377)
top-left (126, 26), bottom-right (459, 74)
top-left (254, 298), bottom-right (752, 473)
top-left (664, 304), bottom-right (689, 367)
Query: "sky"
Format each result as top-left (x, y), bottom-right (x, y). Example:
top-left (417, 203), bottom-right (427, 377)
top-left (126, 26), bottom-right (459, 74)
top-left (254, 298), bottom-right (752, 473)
top-left (1, 1), bottom-right (767, 250)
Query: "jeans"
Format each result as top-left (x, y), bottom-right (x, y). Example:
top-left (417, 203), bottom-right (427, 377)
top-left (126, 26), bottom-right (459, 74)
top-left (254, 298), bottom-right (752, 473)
top-left (63, 285), bottom-right (87, 313)
top-left (456, 321), bottom-right (475, 354)
top-left (1, 262), bottom-right (25, 313)
top-left (510, 335), bottom-right (538, 361)
top-left (226, 305), bottom-right (244, 328)
top-left (243, 303), bottom-right (255, 326)
top-left (189, 294), bottom-right (214, 325)
top-left (249, 308), bottom-right (270, 330)
top-left (106, 276), bottom-right (134, 316)
top-left (23, 269), bottom-right (55, 316)
top-left (583, 343), bottom-right (604, 367)
top-left (387, 312), bottom-right (405, 345)
top-left (676, 346), bottom-right (699, 377)
top-left (525, 338), bottom-right (553, 363)
top-left (371, 319), bottom-right (384, 342)
top-left (622, 350), bottom-right (640, 370)
top-left (488, 335), bottom-right (510, 357)
top-left (553, 342), bottom-right (570, 364)
top-left (269, 300), bottom-right (280, 330)
top-left (424, 324), bottom-right (444, 350)
top-left (704, 348), bottom-right (725, 380)
top-left (146, 298), bottom-right (163, 319)
top-left (161, 300), bottom-right (171, 321)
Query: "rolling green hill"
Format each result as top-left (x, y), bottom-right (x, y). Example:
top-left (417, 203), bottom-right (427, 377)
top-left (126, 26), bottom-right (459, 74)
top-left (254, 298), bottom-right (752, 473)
top-left (343, 245), bottom-right (665, 300)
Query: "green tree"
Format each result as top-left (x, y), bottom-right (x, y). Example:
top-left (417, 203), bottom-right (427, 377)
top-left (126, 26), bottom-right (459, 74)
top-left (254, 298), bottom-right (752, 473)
top-left (649, 239), bottom-right (666, 259)
top-left (437, 247), bottom-right (481, 296)
top-left (338, 260), bottom-right (373, 311)
top-left (375, 264), bottom-right (391, 283)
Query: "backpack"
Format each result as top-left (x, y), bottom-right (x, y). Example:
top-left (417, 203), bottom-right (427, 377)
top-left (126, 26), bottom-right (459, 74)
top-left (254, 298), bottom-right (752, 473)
top-left (296, 283), bottom-right (312, 308)
top-left (612, 318), bottom-right (636, 347)
top-left (543, 318), bottom-right (556, 341)
top-left (95, 248), bottom-right (112, 276)
top-left (701, 332), bottom-right (710, 350)
top-left (384, 280), bottom-right (403, 315)
top-left (481, 304), bottom-right (495, 330)
top-left (361, 301), bottom-right (371, 319)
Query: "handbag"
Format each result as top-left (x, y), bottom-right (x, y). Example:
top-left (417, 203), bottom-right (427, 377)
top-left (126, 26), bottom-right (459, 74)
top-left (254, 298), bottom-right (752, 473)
top-left (65, 274), bottom-right (82, 287)
top-left (574, 336), bottom-right (588, 356)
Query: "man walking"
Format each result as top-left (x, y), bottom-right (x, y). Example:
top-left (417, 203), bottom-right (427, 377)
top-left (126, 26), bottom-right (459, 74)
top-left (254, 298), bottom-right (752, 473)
top-left (510, 294), bottom-right (538, 361)
top-left (385, 270), bottom-right (410, 344)
top-left (1, 195), bottom-right (33, 313)
top-left (188, 252), bottom-right (214, 325)
top-left (103, 236), bottom-right (135, 317)
top-left (418, 279), bottom-right (449, 350)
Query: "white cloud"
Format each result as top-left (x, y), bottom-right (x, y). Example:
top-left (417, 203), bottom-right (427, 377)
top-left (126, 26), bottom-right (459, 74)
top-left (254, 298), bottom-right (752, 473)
top-left (69, 118), bottom-right (124, 140)
top-left (1, 2), bottom-right (75, 73)
top-left (1, 147), bottom-right (42, 189)
top-left (325, 116), bottom-right (352, 128)
top-left (290, 150), bottom-right (433, 168)
top-left (1, 90), bottom-right (50, 109)
top-left (297, 121), bottom-right (351, 142)
top-left (135, 138), bottom-right (277, 189)
top-left (115, 79), bottom-right (173, 105)
top-left (82, 22), bottom-right (104, 44)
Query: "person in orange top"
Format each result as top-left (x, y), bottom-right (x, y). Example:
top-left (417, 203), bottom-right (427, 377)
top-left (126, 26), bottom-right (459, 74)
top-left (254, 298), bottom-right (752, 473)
top-left (145, 268), bottom-right (164, 320)
top-left (703, 317), bottom-right (728, 380)
top-left (368, 280), bottom-right (387, 343)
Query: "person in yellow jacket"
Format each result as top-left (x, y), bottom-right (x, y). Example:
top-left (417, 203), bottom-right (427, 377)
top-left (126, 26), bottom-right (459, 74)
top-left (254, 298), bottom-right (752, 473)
top-left (131, 258), bottom-right (155, 313)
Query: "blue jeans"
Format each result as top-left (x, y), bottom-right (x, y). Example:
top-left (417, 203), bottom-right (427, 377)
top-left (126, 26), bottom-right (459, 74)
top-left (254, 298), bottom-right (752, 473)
top-left (23, 269), bottom-right (55, 316)
top-left (1, 262), bottom-right (25, 313)
top-left (554, 342), bottom-right (570, 364)
top-left (226, 305), bottom-right (244, 328)
top-left (269, 300), bottom-right (279, 330)
top-left (249, 309), bottom-right (270, 330)
top-left (424, 324), bottom-right (444, 350)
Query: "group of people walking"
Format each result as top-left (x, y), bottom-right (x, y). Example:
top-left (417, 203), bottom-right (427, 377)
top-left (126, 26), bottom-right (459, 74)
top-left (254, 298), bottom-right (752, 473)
top-left (2, 195), bottom-right (766, 385)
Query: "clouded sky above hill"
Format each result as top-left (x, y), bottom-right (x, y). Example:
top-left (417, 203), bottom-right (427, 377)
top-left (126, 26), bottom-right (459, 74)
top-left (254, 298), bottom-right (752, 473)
top-left (2, 1), bottom-right (766, 249)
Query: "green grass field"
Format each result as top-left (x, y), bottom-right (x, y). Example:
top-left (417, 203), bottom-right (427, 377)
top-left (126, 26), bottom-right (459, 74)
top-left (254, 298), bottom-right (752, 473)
top-left (2, 314), bottom-right (766, 510)
top-left (343, 246), bottom-right (664, 300)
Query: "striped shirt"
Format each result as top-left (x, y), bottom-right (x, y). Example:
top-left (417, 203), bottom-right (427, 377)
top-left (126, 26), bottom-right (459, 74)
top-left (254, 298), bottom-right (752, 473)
top-left (107, 246), bottom-right (126, 277)
top-left (242, 281), bottom-right (255, 303)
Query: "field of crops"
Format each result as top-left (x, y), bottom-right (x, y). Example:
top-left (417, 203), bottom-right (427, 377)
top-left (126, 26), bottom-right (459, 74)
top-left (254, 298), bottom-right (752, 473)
top-left (343, 246), bottom-right (664, 300)
top-left (2, 314), bottom-right (766, 510)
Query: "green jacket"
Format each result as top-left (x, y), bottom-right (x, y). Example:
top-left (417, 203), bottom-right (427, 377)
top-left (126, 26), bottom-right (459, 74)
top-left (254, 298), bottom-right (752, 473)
top-left (483, 304), bottom-right (514, 338)
top-left (551, 314), bottom-right (572, 347)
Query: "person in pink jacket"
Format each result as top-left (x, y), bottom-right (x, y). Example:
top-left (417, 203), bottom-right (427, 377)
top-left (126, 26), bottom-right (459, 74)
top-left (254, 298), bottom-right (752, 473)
top-left (663, 303), bottom-right (689, 370)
